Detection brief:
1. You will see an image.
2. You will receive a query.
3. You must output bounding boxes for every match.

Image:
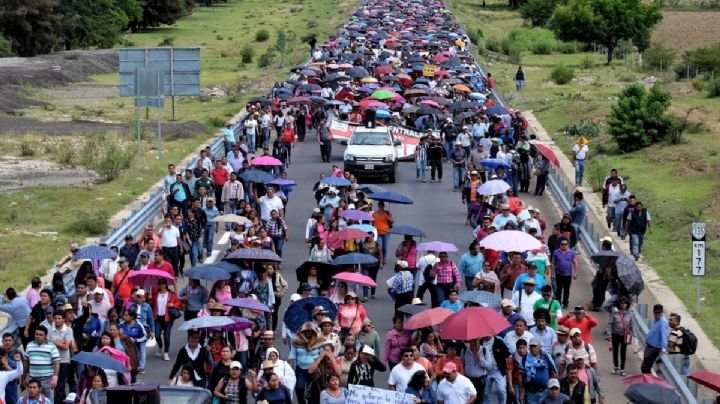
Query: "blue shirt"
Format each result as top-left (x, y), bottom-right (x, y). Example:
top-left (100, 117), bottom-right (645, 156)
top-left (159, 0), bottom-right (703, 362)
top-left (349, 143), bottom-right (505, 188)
top-left (223, 127), bottom-right (235, 143)
top-left (170, 182), bottom-right (187, 202)
top-left (440, 300), bottom-right (464, 313)
top-left (646, 315), bottom-right (669, 349)
top-left (459, 252), bottom-right (484, 279)
top-left (203, 206), bottom-right (220, 225)
top-left (17, 398), bottom-right (53, 404)
top-left (178, 284), bottom-right (208, 312)
top-left (0, 295), bottom-right (31, 329)
top-left (492, 213), bottom-right (517, 229)
top-left (569, 201), bottom-right (587, 227)
top-left (512, 274), bottom-right (545, 293)
top-left (391, 271), bottom-right (414, 294)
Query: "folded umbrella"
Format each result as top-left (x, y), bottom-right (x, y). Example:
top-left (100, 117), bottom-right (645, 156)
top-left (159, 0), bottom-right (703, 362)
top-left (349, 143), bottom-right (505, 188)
top-left (387, 225), bottom-right (426, 238)
top-left (72, 351), bottom-right (128, 373)
top-left (417, 241), bottom-right (458, 252)
top-left (479, 230), bottom-right (542, 253)
top-left (74, 245), bottom-right (116, 261)
top-left (477, 179), bottom-right (511, 195)
top-left (437, 307), bottom-right (510, 340)
top-left (224, 297), bottom-right (271, 312)
top-left (340, 209), bottom-right (374, 221)
top-left (128, 269), bottom-right (175, 288)
top-left (224, 248), bottom-right (282, 263)
top-left (616, 254), bottom-right (645, 296)
top-left (458, 291), bottom-right (501, 308)
top-left (405, 308), bottom-right (454, 330)
top-left (367, 191), bottom-right (413, 204)
top-left (184, 265), bottom-right (232, 281)
top-left (284, 297), bottom-right (337, 334)
top-left (178, 316), bottom-right (235, 331)
top-left (332, 272), bottom-right (377, 287)
top-left (624, 384), bottom-right (680, 404)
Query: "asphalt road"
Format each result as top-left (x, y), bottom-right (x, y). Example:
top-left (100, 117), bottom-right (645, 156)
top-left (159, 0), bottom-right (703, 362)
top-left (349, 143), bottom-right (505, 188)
top-left (138, 137), bottom-right (636, 402)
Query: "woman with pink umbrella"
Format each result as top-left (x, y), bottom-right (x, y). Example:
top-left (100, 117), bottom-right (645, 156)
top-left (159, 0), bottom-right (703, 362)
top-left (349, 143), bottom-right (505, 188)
top-left (335, 291), bottom-right (368, 341)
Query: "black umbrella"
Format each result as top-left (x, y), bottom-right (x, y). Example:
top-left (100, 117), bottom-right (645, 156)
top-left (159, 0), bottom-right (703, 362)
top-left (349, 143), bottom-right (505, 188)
top-left (249, 97), bottom-right (272, 106)
top-left (417, 106), bottom-right (443, 116)
top-left (299, 83), bottom-right (321, 92)
top-left (422, 96), bottom-right (451, 105)
top-left (624, 384), bottom-right (680, 404)
top-left (397, 303), bottom-right (427, 315)
top-left (590, 250), bottom-right (621, 269)
top-left (310, 96), bottom-right (327, 105)
top-left (442, 78), bottom-right (464, 85)
top-left (295, 260), bottom-right (341, 288)
top-left (407, 54), bottom-right (425, 63)
top-left (348, 66), bottom-right (369, 78)
top-left (449, 101), bottom-right (482, 111)
top-left (453, 111), bottom-right (477, 124)
top-left (616, 254), bottom-right (644, 296)
top-left (276, 92), bottom-right (292, 101)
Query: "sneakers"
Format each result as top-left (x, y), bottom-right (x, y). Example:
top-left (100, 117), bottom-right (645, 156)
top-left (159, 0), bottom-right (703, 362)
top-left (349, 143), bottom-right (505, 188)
top-left (621, 370), bottom-right (626, 376)
top-left (611, 367), bottom-right (619, 375)
top-left (155, 351), bottom-right (163, 358)
top-left (164, 353), bottom-right (170, 361)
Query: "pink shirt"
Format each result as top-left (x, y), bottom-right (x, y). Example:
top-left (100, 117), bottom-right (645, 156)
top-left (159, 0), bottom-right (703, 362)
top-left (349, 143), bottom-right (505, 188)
top-left (336, 304), bottom-right (367, 336)
top-left (26, 288), bottom-right (40, 308)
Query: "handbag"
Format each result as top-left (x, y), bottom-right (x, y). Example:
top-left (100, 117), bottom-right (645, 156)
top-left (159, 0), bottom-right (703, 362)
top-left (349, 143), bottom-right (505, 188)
top-left (169, 307), bottom-right (182, 320)
top-left (620, 312), bottom-right (633, 345)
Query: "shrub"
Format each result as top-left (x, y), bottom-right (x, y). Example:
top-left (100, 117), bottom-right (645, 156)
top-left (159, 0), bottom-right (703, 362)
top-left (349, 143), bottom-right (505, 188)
top-left (56, 140), bottom-right (76, 166)
top-left (643, 46), bottom-right (675, 71)
top-left (691, 78), bottom-right (705, 92)
top-left (64, 212), bottom-right (108, 236)
top-left (586, 156), bottom-right (612, 192)
top-left (550, 65), bottom-right (575, 84)
top-left (580, 55), bottom-right (595, 69)
top-left (563, 119), bottom-right (599, 138)
top-left (558, 41), bottom-right (583, 54)
top-left (273, 30), bottom-right (288, 53)
top-left (255, 29), bottom-right (270, 42)
top-left (240, 46), bottom-right (255, 64)
top-left (205, 117), bottom-right (226, 129)
top-left (91, 142), bottom-right (133, 182)
top-left (158, 36), bottom-right (175, 47)
top-left (503, 28), bottom-right (559, 56)
top-left (216, 34), bottom-right (223, 40)
top-left (707, 77), bottom-right (720, 97)
top-left (258, 50), bottom-right (274, 67)
top-left (0, 35), bottom-right (11, 57)
top-left (19, 140), bottom-right (35, 157)
top-left (485, 37), bottom-right (502, 53)
top-left (520, 0), bottom-right (560, 27)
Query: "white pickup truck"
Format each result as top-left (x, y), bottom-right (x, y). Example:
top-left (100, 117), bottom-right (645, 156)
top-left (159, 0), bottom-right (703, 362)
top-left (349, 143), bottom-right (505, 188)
top-left (342, 126), bottom-right (401, 183)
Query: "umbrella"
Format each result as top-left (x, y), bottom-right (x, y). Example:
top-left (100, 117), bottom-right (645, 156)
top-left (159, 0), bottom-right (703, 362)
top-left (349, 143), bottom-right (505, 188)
top-left (332, 253), bottom-right (378, 266)
top-left (207, 260), bottom-right (241, 274)
top-left (72, 352), bottom-right (128, 373)
top-left (349, 224), bottom-right (376, 236)
top-left (361, 77), bottom-right (379, 83)
top-left (387, 225), bottom-right (426, 237)
top-left (267, 178), bottom-right (296, 186)
top-left (288, 96), bottom-right (312, 106)
top-left (397, 303), bottom-right (427, 315)
top-left (224, 248), bottom-right (282, 262)
top-left (375, 109), bottom-right (392, 119)
top-left (621, 374), bottom-right (674, 389)
top-left (477, 179), bottom-right (511, 195)
top-left (367, 191), bottom-right (413, 204)
top-left (453, 111), bottom-right (476, 125)
top-left (480, 230), bottom-right (542, 252)
top-left (340, 210), bottom-right (374, 221)
top-left (624, 384), bottom-right (680, 404)
top-left (178, 316), bottom-right (235, 331)
top-left (348, 67), bottom-right (369, 78)
top-left (417, 106), bottom-right (443, 116)
top-left (437, 307), bottom-right (510, 340)
top-left (328, 227), bottom-right (371, 243)
top-left (127, 269), bottom-right (175, 288)
top-left (419, 99), bottom-right (441, 108)
top-left (375, 65), bottom-right (395, 74)
top-left (332, 272), bottom-right (377, 287)
top-left (468, 92), bottom-right (486, 100)
top-left (250, 156), bottom-right (283, 167)
top-left (485, 106), bottom-right (509, 115)
top-left (531, 142), bottom-right (560, 167)
top-left (417, 241), bottom-right (458, 252)
top-left (452, 84), bottom-right (471, 92)
top-left (405, 308), bottom-right (454, 330)
top-left (249, 97), bottom-right (272, 106)
top-left (590, 250), bottom-right (622, 270)
top-left (74, 245), bottom-right (116, 261)
top-left (458, 291), bottom-right (501, 308)
top-left (480, 158), bottom-right (510, 169)
top-left (689, 370), bottom-right (720, 393)
top-left (223, 317), bottom-right (254, 332)
top-left (184, 265), bottom-right (232, 281)
top-left (371, 89), bottom-right (397, 100)
top-left (358, 99), bottom-right (386, 109)
top-left (224, 297), bottom-right (271, 312)
top-left (284, 297), bottom-right (338, 333)
top-left (320, 177), bottom-right (352, 187)
top-left (213, 214), bottom-right (252, 225)
top-left (295, 260), bottom-right (342, 286)
top-left (357, 184), bottom-right (388, 194)
top-left (616, 254), bottom-right (644, 295)
top-left (240, 169), bottom-right (275, 184)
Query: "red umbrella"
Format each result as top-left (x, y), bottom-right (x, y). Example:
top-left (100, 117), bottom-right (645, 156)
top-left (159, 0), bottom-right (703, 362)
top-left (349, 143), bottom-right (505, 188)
top-left (128, 269), bottom-right (175, 288)
top-left (621, 374), bottom-right (674, 389)
top-left (288, 96), bottom-right (312, 106)
top-left (375, 65), bottom-right (395, 75)
top-left (358, 98), bottom-right (386, 109)
top-left (332, 272), bottom-right (377, 287)
top-left (328, 227), bottom-right (371, 244)
top-left (437, 307), bottom-right (510, 340)
top-left (405, 308), bottom-right (454, 330)
top-left (431, 54), bottom-right (448, 63)
top-left (689, 370), bottom-right (720, 393)
top-left (532, 142), bottom-right (560, 167)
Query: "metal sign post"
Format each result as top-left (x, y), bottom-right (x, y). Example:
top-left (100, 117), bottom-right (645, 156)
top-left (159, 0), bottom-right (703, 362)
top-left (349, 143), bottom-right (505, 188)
top-left (692, 222), bottom-right (706, 314)
top-left (133, 68), bottom-right (165, 158)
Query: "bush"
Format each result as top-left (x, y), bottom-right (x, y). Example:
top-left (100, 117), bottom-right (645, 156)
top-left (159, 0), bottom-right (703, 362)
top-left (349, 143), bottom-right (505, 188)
top-left (240, 46), bottom-right (255, 64)
top-left (558, 41), bottom-right (583, 54)
top-left (19, 140), bottom-right (35, 157)
top-left (586, 156), bottom-right (612, 192)
top-left (707, 77), bottom-right (720, 97)
top-left (643, 46), bottom-right (675, 71)
top-left (691, 78), bottom-right (705, 92)
top-left (205, 117), bottom-right (226, 129)
top-left (550, 65), bottom-right (575, 84)
top-left (580, 55), bottom-right (596, 69)
top-left (563, 119), bottom-right (599, 138)
top-left (56, 140), bottom-right (76, 166)
top-left (520, 0), bottom-right (560, 27)
top-left (503, 28), bottom-right (559, 56)
top-left (0, 35), bottom-right (12, 57)
top-left (257, 50), bottom-right (274, 67)
top-left (91, 142), bottom-right (133, 182)
top-left (64, 212), bottom-right (108, 236)
top-left (158, 36), bottom-right (175, 47)
top-left (255, 29), bottom-right (270, 42)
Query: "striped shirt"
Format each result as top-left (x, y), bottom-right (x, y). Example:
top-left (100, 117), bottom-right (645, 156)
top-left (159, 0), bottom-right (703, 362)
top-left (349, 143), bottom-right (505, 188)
top-left (25, 341), bottom-right (60, 379)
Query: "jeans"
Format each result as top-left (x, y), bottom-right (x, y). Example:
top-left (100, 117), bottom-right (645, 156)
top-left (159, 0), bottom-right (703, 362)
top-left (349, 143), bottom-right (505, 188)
top-left (362, 266), bottom-right (380, 298)
top-left (237, 350), bottom-right (249, 370)
top-left (526, 389), bottom-right (545, 404)
top-left (155, 316), bottom-right (173, 353)
top-left (554, 274), bottom-right (572, 307)
top-left (378, 234), bottom-right (389, 263)
top-left (464, 277), bottom-right (475, 291)
top-left (606, 206), bottom-right (615, 228)
top-left (416, 159), bottom-right (427, 181)
top-left (630, 233), bottom-right (645, 258)
top-left (204, 223), bottom-right (215, 255)
top-left (575, 159), bottom-right (586, 186)
top-left (261, 127), bottom-right (271, 148)
top-left (452, 165), bottom-right (465, 189)
top-left (39, 377), bottom-right (54, 402)
top-left (435, 283), bottom-right (454, 307)
top-left (246, 131), bottom-right (256, 152)
top-left (272, 236), bottom-right (285, 257)
top-left (483, 369), bottom-right (507, 404)
top-left (138, 339), bottom-right (147, 371)
top-left (54, 362), bottom-right (70, 403)
top-left (295, 367), bottom-right (309, 404)
top-left (445, 141), bottom-right (454, 160)
top-left (516, 79), bottom-right (525, 91)
top-left (189, 239), bottom-right (201, 267)
top-left (614, 212), bottom-right (626, 237)
top-left (641, 345), bottom-right (661, 373)
top-left (224, 201), bottom-right (238, 230)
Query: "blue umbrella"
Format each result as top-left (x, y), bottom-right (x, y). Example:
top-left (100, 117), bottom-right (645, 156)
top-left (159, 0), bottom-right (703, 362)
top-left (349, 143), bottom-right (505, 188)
top-left (267, 178), bottom-right (296, 186)
top-left (213, 261), bottom-right (242, 274)
top-left (74, 245), bottom-right (116, 261)
top-left (349, 224), bottom-right (377, 235)
top-left (468, 92), bottom-right (487, 101)
top-left (485, 106), bottom-right (509, 115)
top-left (333, 253), bottom-right (378, 266)
top-left (72, 352), bottom-right (128, 373)
top-left (388, 225), bottom-right (426, 237)
top-left (459, 291), bottom-right (501, 308)
top-left (374, 109), bottom-right (392, 119)
top-left (367, 191), bottom-right (414, 204)
top-left (185, 265), bottom-right (232, 281)
top-left (284, 297), bottom-right (338, 334)
top-left (480, 158), bottom-right (510, 169)
top-left (178, 316), bottom-right (235, 331)
top-left (240, 169), bottom-right (274, 184)
top-left (224, 248), bottom-right (282, 262)
top-left (320, 177), bottom-right (352, 187)
top-left (357, 184), bottom-right (388, 194)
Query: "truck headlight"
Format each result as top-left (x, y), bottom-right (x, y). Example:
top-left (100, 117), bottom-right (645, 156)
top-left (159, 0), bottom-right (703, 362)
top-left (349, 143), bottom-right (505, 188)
top-left (383, 154), bottom-right (394, 163)
top-left (345, 154), bottom-right (355, 162)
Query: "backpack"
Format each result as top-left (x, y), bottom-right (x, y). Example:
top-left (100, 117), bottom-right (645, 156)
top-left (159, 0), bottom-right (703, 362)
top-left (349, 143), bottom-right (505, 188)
top-left (23, 395), bottom-right (46, 404)
top-left (678, 327), bottom-right (698, 355)
top-left (564, 341), bottom-right (591, 358)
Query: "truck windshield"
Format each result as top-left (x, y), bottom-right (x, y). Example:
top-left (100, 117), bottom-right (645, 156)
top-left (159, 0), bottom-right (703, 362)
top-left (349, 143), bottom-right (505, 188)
top-left (350, 131), bottom-right (392, 145)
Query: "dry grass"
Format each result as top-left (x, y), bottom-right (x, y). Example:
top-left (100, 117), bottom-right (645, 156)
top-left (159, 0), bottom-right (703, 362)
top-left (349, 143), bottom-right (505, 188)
top-left (652, 11), bottom-right (720, 52)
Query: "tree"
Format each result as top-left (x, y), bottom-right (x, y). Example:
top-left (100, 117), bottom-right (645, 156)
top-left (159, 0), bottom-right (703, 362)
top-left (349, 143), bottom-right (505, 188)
top-left (0, 0), bottom-right (62, 56)
top-left (520, 0), bottom-right (562, 27)
top-left (57, 0), bottom-right (130, 50)
top-left (607, 84), bottom-right (677, 152)
top-left (630, 3), bottom-right (662, 62)
top-left (137, 0), bottom-right (187, 29)
top-left (549, 0), bottom-right (662, 64)
top-left (116, 0), bottom-right (144, 33)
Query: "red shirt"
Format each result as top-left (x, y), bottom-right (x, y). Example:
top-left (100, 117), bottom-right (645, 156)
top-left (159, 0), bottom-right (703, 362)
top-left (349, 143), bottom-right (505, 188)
top-left (558, 314), bottom-right (599, 343)
top-left (149, 261), bottom-right (174, 278)
top-left (211, 168), bottom-right (229, 187)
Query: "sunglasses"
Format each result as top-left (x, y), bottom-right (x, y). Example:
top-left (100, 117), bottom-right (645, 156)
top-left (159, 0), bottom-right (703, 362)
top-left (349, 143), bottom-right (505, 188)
top-left (560, 242), bottom-right (569, 245)
top-left (403, 354), bottom-right (414, 358)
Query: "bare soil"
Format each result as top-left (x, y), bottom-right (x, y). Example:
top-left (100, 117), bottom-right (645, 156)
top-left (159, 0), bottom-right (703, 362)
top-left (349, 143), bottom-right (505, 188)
top-left (652, 11), bottom-right (720, 52)
top-left (0, 116), bottom-right (207, 139)
top-left (0, 156), bottom-right (97, 192)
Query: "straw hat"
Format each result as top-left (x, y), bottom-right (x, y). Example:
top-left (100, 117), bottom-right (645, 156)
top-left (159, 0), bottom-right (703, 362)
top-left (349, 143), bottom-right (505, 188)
top-left (577, 136), bottom-right (589, 146)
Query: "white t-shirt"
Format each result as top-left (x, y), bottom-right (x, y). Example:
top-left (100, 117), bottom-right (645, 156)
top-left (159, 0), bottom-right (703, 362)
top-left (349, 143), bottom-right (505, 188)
top-left (244, 119), bottom-right (258, 135)
top-left (607, 184), bottom-right (621, 208)
top-left (436, 373), bottom-right (477, 404)
top-left (258, 195), bottom-right (284, 221)
top-left (157, 292), bottom-right (168, 316)
top-left (572, 144), bottom-right (589, 160)
top-left (512, 290), bottom-right (542, 327)
top-left (160, 225), bottom-right (180, 248)
top-left (387, 362), bottom-right (425, 393)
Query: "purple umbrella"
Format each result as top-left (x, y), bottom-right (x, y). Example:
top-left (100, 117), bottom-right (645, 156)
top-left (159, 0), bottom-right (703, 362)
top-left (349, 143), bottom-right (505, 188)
top-left (340, 210), bottom-right (374, 221)
top-left (225, 298), bottom-right (272, 312)
top-left (223, 317), bottom-right (254, 332)
top-left (417, 241), bottom-right (458, 252)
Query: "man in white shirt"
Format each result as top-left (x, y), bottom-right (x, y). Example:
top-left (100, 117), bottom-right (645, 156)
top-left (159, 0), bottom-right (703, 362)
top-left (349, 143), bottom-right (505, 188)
top-left (504, 318), bottom-right (533, 354)
top-left (512, 278), bottom-right (542, 327)
top-left (387, 347), bottom-right (425, 393)
top-left (244, 114), bottom-right (259, 153)
top-left (605, 176), bottom-right (621, 230)
top-left (571, 139), bottom-right (589, 187)
top-left (254, 187), bottom-right (285, 222)
top-left (49, 311), bottom-right (73, 402)
top-left (415, 251), bottom-right (439, 306)
top-left (436, 362), bottom-right (477, 404)
top-left (159, 216), bottom-right (182, 277)
top-left (100, 249), bottom-right (119, 288)
top-left (88, 290), bottom-right (112, 323)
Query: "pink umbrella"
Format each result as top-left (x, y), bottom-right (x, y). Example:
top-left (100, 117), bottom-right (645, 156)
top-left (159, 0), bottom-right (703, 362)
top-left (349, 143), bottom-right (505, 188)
top-left (621, 374), bottom-right (674, 389)
top-left (128, 269), bottom-right (175, 288)
top-left (479, 230), bottom-right (542, 252)
top-left (328, 227), bottom-right (371, 244)
top-left (250, 155), bottom-right (283, 167)
top-left (419, 99), bottom-right (441, 108)
top-left (437, 307), bottom-right (510, 340)
top-left (405, 308), bottom-right (454, 330)
top-left (332, 272), bottom-right (378, 287)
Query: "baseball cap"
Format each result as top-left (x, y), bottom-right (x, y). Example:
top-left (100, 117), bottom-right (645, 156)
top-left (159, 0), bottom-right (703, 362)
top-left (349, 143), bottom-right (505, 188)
top-left (470, 170), bottom-right (478, 175)
top-left (500, 203), bottom-right (510, 210)
top-left (93, 289), bottom-right (104, 296)
top-left (135, 289), bottom-right (146, 296)
top-left (548, 378), bottom-right (560, 389)
top-left (529, 337), bottom-right (540, 346)
top-left (139, 251), bottom-right (150, 258)
top-left (290, 293), bottom-right (302, 302)
top-left (396, 260), bottom-right (409, 269)
top-left (300, 282), bottom-right (312, 291)
top-left (501, 299), bottom-right (514, 308)
top-left (411, 298), bottom-right (425, 305)
top-left (118, 256), bottom-right (128, 263)
top-left (454, 141), bottom-right (462, 146)
top-left (442, 362), bottom-right (457, 373)
top-left (523, 277), bottom-right (536, 286)
top-left (556, 325), bottom-right (570, 336)
top-left (124, 234), bottom-right (134, 241)
top-left (70, 243), bottom-right (80, 251)
top-left (262, 331), bottom-right (274, 339)
top-left (569, 328), bottom-right (582, 337)
top-left (230, 361), bottom-right (242, 369)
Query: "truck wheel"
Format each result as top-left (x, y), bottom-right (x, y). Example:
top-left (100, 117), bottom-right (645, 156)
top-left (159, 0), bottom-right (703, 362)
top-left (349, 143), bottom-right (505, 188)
top-left (388, 165), bottom-right (396, 183)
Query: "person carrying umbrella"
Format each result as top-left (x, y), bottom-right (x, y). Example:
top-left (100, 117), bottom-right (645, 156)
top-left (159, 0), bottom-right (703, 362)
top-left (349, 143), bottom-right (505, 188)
top-left (429, 252), bottom-right (462, 307)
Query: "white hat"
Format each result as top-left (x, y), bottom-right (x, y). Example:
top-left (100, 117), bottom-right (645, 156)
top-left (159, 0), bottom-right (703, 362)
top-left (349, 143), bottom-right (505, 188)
top-left (455, 141), bottom-right (462, 146)
top-left (411, 297), bottom-right (425, 305)
top-left (548, 378), bottom-right (560, 389)
top-left (396, 260), bottom-right (408, 269)
top-left (313, 207), bottom-right (321, 213)
top-left (93, 289), bottom-right (105, 296)
top-left (290, 293), bottom-right (302, 302)
top-left (230, 361), bottom-right (243, 369)
top-left (64, 393), bottom-right (78, 403)
top-left (360, 345), bottom-right (376, 356)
